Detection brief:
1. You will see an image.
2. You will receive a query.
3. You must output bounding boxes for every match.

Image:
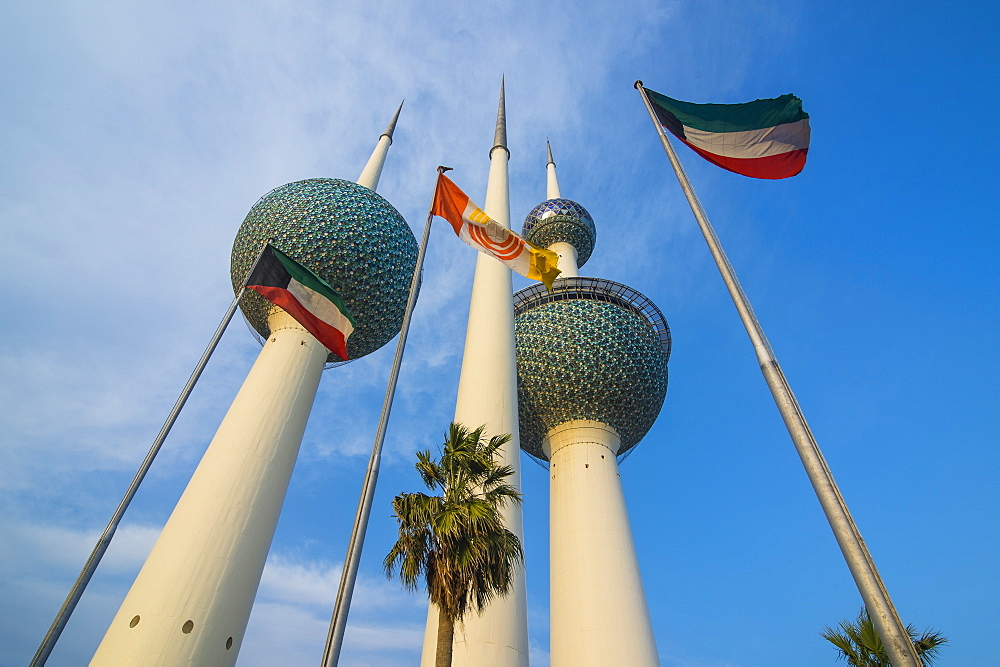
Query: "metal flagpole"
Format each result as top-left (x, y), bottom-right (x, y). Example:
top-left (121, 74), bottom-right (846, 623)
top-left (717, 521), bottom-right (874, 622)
top-left (31, 244), bottom-right (268, 666)
top-left (634, 81), bottom-right (922, 667)
top-left (320, 167), bottom-right (446, 667)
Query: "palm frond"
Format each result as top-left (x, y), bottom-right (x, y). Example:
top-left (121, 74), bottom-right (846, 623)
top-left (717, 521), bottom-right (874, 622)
top-left (384, 422), bottom-right (524, 629)
top-left (912, 629), bottom-right (948, 665)
top-left (822, 608), bottom-right (948, 667)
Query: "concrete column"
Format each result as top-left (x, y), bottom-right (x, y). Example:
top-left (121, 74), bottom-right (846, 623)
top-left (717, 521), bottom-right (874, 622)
top-left (544, 420), bottom-right (658, 667)
top-left (92, 308), bottom-right (328, 666)
top-left (420, 82), bottom-right (529, 667)
top-left (450, 145), bottom-right (529, 667)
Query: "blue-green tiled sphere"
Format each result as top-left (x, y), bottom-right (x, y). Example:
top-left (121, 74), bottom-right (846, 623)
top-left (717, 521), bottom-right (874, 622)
top-left (231, 178), bottom-right (417, 363)
top-left (514, 278), bottom-right (670, 461)
top-left (521, 198), bottom-right (596, 267)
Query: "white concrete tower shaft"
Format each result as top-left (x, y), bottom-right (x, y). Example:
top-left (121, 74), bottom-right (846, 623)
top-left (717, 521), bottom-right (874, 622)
top-left (420, 80), bottom-right (529, 667)
top-left (92, 115), bottom-right (400, 666)
top-left (544, 421), bottom-right (658, 666)
top-left (91, 309), bottom-right (327, 666)
top-left (543, 143), bottom-right (579, 278)
top-left (523, 147), bottom-right (658, 665)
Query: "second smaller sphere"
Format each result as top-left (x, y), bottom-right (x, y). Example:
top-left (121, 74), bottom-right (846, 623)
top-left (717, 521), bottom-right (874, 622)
top-left (522, 198), bottom-right (596, 267)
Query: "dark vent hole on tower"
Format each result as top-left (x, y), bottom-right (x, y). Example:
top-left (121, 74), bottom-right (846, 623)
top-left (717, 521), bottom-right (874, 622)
top-left (182, 620), bottom-right (194, 634)
top-left (226, 637), bottom-right (234, 650)
top-left (129, 615), bottom-right (140, 628)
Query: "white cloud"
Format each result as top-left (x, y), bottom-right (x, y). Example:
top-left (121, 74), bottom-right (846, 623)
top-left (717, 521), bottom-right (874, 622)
top-left (256, 552), bottom-right (420, 613)
top-left (241, 551), bottom-right (426, 665)
top-left (1, 522), bottom-right (159, 576)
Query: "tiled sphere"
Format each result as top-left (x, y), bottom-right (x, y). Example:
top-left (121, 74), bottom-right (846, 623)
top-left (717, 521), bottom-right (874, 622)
top-left (514, 282), bottom-right (669, 461)
top-left (231, 178), bottom-right (417, 363)
top-left (521, 198), bottom-right (596, 267)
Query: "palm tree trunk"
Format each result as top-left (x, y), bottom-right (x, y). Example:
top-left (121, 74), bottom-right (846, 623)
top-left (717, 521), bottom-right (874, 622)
top-left (435, 607), bottom-right (455, 667)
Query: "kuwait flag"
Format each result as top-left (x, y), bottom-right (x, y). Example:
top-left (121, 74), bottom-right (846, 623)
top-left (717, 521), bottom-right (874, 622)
top-left (245, 245), bottom-right (355, 361)
top-left (647, 88), bottom-right (810, 179)
top-left (432, 173), bottom-right (561, 289)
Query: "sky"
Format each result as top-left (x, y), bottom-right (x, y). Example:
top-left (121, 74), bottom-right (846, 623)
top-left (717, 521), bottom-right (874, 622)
top-left (1, 1), bottom-right (997, 665)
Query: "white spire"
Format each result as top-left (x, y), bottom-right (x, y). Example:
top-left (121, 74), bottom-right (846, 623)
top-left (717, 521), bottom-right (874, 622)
top-left (491, 76), bottom-right (509, 159)
top-left (420, 78), bottom-right (529, 667)
top-left (356, 100), bottom-right (403, 191)
top-left (546, 138), bottom-right (561, 199)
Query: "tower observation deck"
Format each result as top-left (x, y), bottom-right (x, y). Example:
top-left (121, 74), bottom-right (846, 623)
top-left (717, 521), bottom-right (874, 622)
top-left (522, 198), bottom-right (596, 268)
top-left (232, 177), bottom-right (417, 364)
top-left (513, 277), bottom-right (670, 462)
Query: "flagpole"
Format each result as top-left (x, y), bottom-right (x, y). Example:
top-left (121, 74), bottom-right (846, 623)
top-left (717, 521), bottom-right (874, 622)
top-left (320, 167), bottom-right (445, 667)
top-left (31, 244), bottom-right (269, 666)
top-left (634, 81), bottom-right (922, 667)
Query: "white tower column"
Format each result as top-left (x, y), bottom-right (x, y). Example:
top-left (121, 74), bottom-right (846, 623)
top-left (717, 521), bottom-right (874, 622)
top-left (94, 112), bottom-right (404, 665)
top-left (92, 309), bottom-right (327, 666)
top-left (420, 80), bottom-right (529, 667)
top-left (544, 420), bottom-right (658, 667)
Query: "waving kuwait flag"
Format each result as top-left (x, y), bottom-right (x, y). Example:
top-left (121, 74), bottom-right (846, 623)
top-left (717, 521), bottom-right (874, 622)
top-left (432, 173), bottom-right (561, 289)
top-left (646, 88), bottom-right (810, 179)
top-left (245, 244), bottom-right (355, 361)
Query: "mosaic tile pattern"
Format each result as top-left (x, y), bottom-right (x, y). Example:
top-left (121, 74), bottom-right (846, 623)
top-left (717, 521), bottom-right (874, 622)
top-left (521, 198), bottom-right (596, 267)
top-left (231, 178), bottom-right (417, 363)
top-left (514, 280), bottom-right (670, 461)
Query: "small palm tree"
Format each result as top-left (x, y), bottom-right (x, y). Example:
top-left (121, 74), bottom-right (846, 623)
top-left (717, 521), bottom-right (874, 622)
top-left (821, 608), bottom-right (948, 666)
top-left (384, 423), bottom-right (523, 667)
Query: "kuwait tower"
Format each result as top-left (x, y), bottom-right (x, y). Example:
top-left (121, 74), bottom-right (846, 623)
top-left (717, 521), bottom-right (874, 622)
top-left (514, 146), bottom-right (671, 666)
top-left (91, 106), bottom-right (417, 666)
top-left (420, 81), bottom-right (530, 667)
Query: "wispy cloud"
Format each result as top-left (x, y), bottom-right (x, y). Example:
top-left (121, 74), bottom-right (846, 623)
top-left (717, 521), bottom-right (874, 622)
top-left (242, 551), bottom-right (426, 665)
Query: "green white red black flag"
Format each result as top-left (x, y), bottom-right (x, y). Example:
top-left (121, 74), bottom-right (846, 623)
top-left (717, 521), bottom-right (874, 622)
top-left (644, 86), bottom-right (810, 179)
top-left (245, 244), bottom-right (355, 361)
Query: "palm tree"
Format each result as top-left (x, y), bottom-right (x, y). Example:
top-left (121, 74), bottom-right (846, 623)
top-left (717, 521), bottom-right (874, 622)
top-left (384, 423), bottom-right (523, 667)
top-left (821, 608), bottom-right (948, 666)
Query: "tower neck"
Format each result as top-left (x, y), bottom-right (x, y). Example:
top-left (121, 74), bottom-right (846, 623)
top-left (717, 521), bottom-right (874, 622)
top-left (548, 242), bottom-right (578, 277)
top-left (356, 101), bottom-right (403, 191)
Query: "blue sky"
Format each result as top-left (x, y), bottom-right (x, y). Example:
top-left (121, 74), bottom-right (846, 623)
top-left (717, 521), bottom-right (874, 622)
top-left (1, 1), bottom-right (997, 665)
